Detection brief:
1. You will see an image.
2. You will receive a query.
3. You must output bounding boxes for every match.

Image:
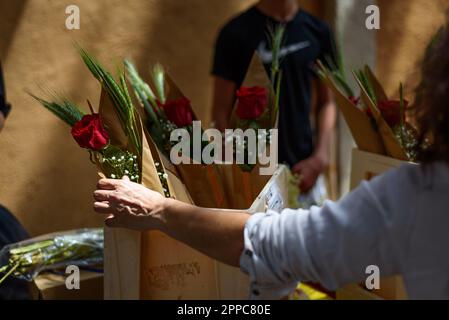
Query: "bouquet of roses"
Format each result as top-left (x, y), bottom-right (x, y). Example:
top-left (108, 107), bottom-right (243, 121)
top-left (230, 25), bottom-right (285, 173)
top-left (31, 48), bottom-right (170, 197)
top-left (125, 61), bottom-right (227, 208)
top-left (354, 67), bottom-right (419, 161)
top-left (317, 54), bottom-right (419, 161)
top-left (205, 24), bottom-right (286, 209)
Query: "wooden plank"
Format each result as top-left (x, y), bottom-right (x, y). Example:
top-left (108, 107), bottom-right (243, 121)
top-left (104, 228), bottom-right (141, 299)
top-left (140, 231), bottom-right (219, 300)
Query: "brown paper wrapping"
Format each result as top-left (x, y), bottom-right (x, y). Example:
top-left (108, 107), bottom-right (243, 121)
top-left (99, 87), bottom-right (217, 299)
top-left (229, 54), bottom-right (274, 129)
top-left (176, 163), bottom-right (228, 208)
top-left (354, 69), bottom-right (408, 160)
top-left (216, 164), bottom-right (270, 209)
top-left (137, 72), bottom-right (229, 209)
top-left (321, 71), bottom-right (386, 155)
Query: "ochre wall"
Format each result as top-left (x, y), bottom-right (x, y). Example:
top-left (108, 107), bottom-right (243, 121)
top-left (0, 0), bottom-right (322, 236)
top-left (377, 0), bottom-right (449, 99)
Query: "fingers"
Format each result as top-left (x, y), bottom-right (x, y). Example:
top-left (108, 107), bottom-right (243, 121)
top-left (94, 201), bottom-right (112, 214)
top-left (97, 178), bottom-right (122, 190)
top-left (105, 215), bottom-right (122, 228)
top-left (122, 175), bottom-right (130, 181)
top-left (93, 190), bottom-right (114, 202)
top-left (292, 161), bottom-right (304, 174)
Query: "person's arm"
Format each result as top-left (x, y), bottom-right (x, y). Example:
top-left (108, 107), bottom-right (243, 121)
top-left (211, 76), bottom-right (237, 131)
top-left (93, 177), bottom-right (249, 266)
top-left (314, 82), bottom-right (336, 166)
top-left (292, 82), bottom-right (336, 192)
top-left (94, 164), bottom-right (415, 299)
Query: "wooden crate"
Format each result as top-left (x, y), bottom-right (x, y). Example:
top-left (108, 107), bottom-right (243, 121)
top-left (337, 148), bottom-right (413, 300)
top-left (105, 165), bottom-right (291, 300)
top-left (31, 270), bottom-right (103, 300)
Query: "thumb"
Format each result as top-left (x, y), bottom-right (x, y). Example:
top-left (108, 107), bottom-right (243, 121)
top-left (292, 162), bottom-right (303, 174)
top-left (105, 215), bottom-right (121, 228)
top-left (122, 175), bottom-right (130, 181)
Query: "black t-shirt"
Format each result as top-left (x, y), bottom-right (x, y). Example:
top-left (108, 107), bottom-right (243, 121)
top-left (212, 7), bottom-right (335, 167)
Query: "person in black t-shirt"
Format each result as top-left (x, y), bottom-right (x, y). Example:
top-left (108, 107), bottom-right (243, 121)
top-left (211, 0), bottom-right (336, 198)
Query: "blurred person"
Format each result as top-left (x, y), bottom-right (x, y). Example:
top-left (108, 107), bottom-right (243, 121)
top-left (93, 19), bottom-right (449, 299)
top-left (0, 63), bottom-right (31, 300)
top-left (0, 63), bottom-right (11, 132)
top-left (211, 0), bottom-right (336, 204)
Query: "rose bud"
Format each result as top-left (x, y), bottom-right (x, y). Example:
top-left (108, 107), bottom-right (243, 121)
top-left (236, 86), bottom-right (268, 120)
top-left (71, 114), bottom-right (110, 150)
top-left (162, 97), bottom-right (194, 127)
top-left (377, 99), bottom-right (408, 127)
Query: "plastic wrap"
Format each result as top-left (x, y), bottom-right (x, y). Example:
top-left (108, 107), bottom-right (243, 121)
top-left (0, 228), bottom-right (103, 282)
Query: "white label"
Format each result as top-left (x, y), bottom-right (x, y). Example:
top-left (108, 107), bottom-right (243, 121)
top-left (266, 183), bottom-right (283, 212)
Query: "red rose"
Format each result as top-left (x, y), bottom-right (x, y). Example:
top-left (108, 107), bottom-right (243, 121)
top-left (161, 97), bottom-right (194, 127)
top-left (377, 100), bottom-right (408, 127)
top-left (236, 86), bottom-right (268, 120)
top-left (348, 96), bottom-right (360, 106)
top-left (71, 114), bottom-right (110, 151)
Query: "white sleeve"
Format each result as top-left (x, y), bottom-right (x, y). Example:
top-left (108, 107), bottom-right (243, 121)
top-left (240, 165), bottom-right (417, 300)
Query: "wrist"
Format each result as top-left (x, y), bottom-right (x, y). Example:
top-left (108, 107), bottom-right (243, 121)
top-left (312, 150), bottom-right (329, 172)
top-left (146, 197), bottom-right (174, 232)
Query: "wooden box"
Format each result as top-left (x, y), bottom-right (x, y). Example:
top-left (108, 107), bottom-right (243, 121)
top-left (105, 165), bottom-right (291, 300)
top-left (31, 270), bottom-right (103, 300)
top-left (336, 148), bottom-right (413, 300)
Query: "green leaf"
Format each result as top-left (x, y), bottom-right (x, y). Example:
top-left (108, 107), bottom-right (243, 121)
top-left (29, 93), bottom-right (85, 127)
top-left (152, 64), bottom-right (166, 104)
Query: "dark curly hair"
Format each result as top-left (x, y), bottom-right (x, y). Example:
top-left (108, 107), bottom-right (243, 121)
top-left (414, 14), bottom-right (449, 163)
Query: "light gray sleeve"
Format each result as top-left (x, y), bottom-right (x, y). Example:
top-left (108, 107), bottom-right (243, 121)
top-left (240, 165), bottom-right (416, 300)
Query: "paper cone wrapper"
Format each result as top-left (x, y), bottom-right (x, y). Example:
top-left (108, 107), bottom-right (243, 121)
top-left (216, 164), bottom-right (270, 209)
top-left (354, 73), bottom-right (408, 160)
top-left (230, 54), bottom-right (275, 129)
top-left (364, 65), bottom-right (388, 101)
top-left (98, 88), bottom-right (217, 299)
top-left (321, 72), bottom-right (386, 155)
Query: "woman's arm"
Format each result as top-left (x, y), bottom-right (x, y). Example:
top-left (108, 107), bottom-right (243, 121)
top-left (94, 165), bottom-right (414, 298)
top-left (93, 177), bottom-right (250, 266)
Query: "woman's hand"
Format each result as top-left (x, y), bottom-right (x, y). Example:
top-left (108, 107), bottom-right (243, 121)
top-left (93, 176), bottom-right (249, 266)
top-left (93, 176), bottom-right (167, 231)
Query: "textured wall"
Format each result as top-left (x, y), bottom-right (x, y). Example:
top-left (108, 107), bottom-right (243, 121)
top-left (0, 0), bottom-right (322, 236)
top-left (377, 0), bottom-right (449, 99)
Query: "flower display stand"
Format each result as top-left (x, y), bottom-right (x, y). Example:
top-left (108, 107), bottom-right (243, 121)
top-left (104, 165), bottom-right (291, 300)
top-left (336, 148), bottom-right (414, 300)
